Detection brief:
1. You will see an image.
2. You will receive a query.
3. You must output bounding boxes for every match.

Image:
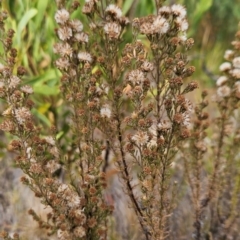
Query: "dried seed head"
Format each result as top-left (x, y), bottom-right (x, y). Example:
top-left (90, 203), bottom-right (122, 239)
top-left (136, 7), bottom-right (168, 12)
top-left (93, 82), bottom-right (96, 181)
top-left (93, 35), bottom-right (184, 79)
top-left (186, 38), bottom-right (194, 49)
top-left (69, 19), bottom-right (83, 32)
top-left (9, 75), bottom-right (21, 88)
top-left (59, 43), bottom-right (73, 57)
top-left (14, 107), bottom-right (32, 125)
top-left (173, 113), bottom-right (183, 124)
top-left (194, 141), bottom-right (207, 152)
top-left (158, 6), bottom-right (171, 17)
top-left (88, 217), bottom-right (97, 228)
top-left (72, 1), bottom-right (80, 10)
top-left (105, 4), bottom-right (122, 19)
top-left (152, 16), bottom-right (169, 34)
top-left (0, 120), bottom-right (15, 132)
top-left (181, 128), bottom-right (191, 138)
top-left (55, 57), bottom-right (70, 70)
top-left (100, 105), bottom-right (111, 118)
top-left (234, 34), bottom-right (240, 49)
top-left (17, 66), bottom-right (27, 76)
top-left (29, 163), bottom-right (42, 174)
top-left (183, 81), bottom-right (198, 93)
top-left (104, 22), bottom-right (121, 39)
top-left (232, 57), bottom-right (240, 68)
top-left (89, 187), bottom-right (97, 195)
top-left (219, 62), bottom-right (231, 72)
top-left (21, 85), bottom-right (33, 94)
top-left (58, 26), bottom-right (72, 41)
top-left (55, 9), bottom-right (70, 25)
top-left (175, 17), bottom-right (188, 32)
top-left (216, 76), bottom-right (228, 86)
top-left (184, 66), bottom-right (195, 77)
top-left (157, 135), bottom-right (165, 145)
top-left (57, 230), bottom-right (71, 240)
top-left (7, 29), bottom-right (15, 38)
top-left (217, 85), bottom-right (231, 98)
top-left (140, 22), bottom-right (154, 35)
top-left (224, 49), bottom-right (234, 61)
top-left (74, 32), bottom-right (89, 43)
top-left (171, 4), bottom-right (186, 19)
top-left (231, 68), bottom-right (240, 78)
top-left (141, 61), bottom-right (154, 72)
top-left (132, 131), bottom-right (149, 146)
top-left (128, 69), bottom-right (144, 85)
top-left (198, 112), bottom-right (209, 120)
top-left (10, 48), bottom-right (17, 58)
top-left (78, 52), bottom-right (92, 63)
top-left (82, 1), bottom-right (95, 14)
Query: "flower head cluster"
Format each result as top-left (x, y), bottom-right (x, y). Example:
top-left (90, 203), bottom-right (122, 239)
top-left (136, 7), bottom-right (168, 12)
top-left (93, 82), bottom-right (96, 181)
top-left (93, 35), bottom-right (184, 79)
top-left (9, 75), bottom-right (21, 88)
top-left (105, 4), bottom-right (122, 20)
top-left (55, 9), bottom-right (69, 24)
top-left (57, 26), bottom-right (72, 41)
top-left (217, 85), bottom-right (231, 98)
top-left (104, 22), bottom-right (122, 39)
top-left (216, 32), bottom-right (240, 101)
top-left (82, 0), bottom-right (95, 14)
top-left (21, 85), bottom-right (33, 94)
top-left (69, 19), bottom-right (83, 32)
top-left (131, 131), bottom-right (149, 146)
top-left (100, 105), bottom-right (112, 118)
top-left (52, 3), bottom-right (117, 239)
top-left (54, 6), bottom-right (92, 71)
top-left (137, 4), bottom-right (188, 37)
top-left (152, 16), bottom-right (170, 34)
top-left (171, 4), bottom-right (187, 19)
top-left (14, 107), bottom-right (32, 125)
top-left (127, 69), bottom-right (145, 85)
top-left (74, 32), bottom-right (89, 43)
top-left (77, 52), bottom-right (92, 63)
top-left (103, 4), bottom-right (128, 40)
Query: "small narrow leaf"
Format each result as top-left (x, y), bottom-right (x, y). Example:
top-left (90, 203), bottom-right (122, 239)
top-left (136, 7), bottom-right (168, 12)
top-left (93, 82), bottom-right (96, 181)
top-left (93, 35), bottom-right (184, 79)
top-left (17, 8), bottom-right (38, 44)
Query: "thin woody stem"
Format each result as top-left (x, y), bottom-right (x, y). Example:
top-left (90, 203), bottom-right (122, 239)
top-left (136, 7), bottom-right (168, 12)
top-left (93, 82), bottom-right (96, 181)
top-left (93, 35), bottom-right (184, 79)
top-left (116, 115), bottom-right (151, 239)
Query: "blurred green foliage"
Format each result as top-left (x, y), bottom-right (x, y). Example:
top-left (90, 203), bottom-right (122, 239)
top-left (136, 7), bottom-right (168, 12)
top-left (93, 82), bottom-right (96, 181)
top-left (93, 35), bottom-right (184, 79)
top-left (2, 0), bottom-right (60, 127)
top-left (3, 0), bottom-right (55, 73)
top-left (182, 0), bottom-right (240, 84)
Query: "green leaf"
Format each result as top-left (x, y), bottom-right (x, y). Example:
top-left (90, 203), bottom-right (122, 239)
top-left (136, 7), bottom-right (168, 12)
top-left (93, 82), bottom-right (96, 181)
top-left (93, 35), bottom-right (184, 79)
top-left (122, 0), bottom-right (135, 15)
top-left (24, 69), bottom-right (59, 85)
top-left (17, 8), bottom-right (38, 44)
top-left (38, 103), bottom-right (51, 114)
top-left (193, 0), bottom-right (213, 25)
top-left (32, 108), bottom-right (51, 127)
top-left (135, 0), bottom-right (155, 16)
top-left (35, 0), bottom-right (49, 29)
top-left (56, 131), bottom-right (64, 140)
top-left (187, 0), bottom-right (213, 36)
top-left (25, 69), bottom-right (59, 96)
top-left (33, 84), bottom-right (59, 95)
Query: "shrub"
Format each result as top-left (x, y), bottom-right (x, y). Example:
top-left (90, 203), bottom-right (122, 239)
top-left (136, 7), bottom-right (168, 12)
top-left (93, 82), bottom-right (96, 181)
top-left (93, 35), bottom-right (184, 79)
top-left (0, 0), bottom-right (240, 240)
